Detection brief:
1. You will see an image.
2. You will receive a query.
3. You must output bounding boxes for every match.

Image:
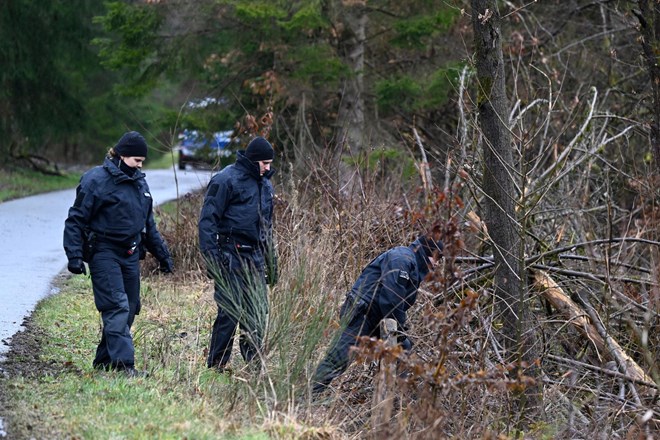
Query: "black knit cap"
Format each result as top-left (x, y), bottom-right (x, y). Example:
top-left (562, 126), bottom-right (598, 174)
top-left (245, 136), bottom-right (274, 162)
top-left (416, 235), bottom-right (444, 259)
top-left (114, 131), bottom-right (148, 158)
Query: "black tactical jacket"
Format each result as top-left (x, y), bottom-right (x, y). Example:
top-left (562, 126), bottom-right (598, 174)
top-left (351, 238), bottom-right (432, 327)
top-left (198, 152), bottom-right (275, 268)
top-left (63, 157), bottom-right (170, 262)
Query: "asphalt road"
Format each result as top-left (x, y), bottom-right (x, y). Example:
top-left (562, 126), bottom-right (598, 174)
top-left (0, 166), bottom-right (212, 359)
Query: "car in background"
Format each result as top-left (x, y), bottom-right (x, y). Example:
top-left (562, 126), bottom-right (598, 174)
top-left (177, 129), bottom-right (237, 170)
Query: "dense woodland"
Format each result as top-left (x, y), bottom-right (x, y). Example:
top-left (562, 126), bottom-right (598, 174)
top-left (1, 1), bottom-right (658, 438)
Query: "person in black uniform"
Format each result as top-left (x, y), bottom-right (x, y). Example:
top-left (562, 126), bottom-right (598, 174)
top-left (63, 131), bottom-right (174, 377)
top-left (312, 236), bottom-right (443, 393)
top-left (198, 136), bottom-right (277, 371)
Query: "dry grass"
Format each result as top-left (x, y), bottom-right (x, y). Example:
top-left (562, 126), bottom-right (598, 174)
top-left (125, 147), bottom-right (660, 439)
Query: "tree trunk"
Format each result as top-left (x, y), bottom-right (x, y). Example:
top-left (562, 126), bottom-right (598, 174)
top-left (334, 0), bottom-right (366, 194)
top-left (471, 0), bottom-right (541, 425)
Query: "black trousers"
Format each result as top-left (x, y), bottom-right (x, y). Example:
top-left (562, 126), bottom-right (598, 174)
top-left (312, 294), bottom-right (412, 392)
top-left (312, 295), bottom-right (383, 391)
top-left (207, 254), bottom-right (268, 368)
top-left (89, 243), bottom-right (141, 369)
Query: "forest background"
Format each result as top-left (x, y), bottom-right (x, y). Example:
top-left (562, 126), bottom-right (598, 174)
top-left (0, 0), bottom-right (658, 439)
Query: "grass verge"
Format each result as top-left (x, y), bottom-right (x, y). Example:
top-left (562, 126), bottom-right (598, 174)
top-left (0, 264), bottom-right (339, 439)
top-left (0, 151), bottom-right (178, 203)
top-left (0, 168), bottom-right (81, 203)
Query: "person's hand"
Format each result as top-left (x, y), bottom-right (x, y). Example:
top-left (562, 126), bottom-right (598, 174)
top-left (67, 258), bottom-right (86, 275)
top-left (398, 336), bottom-right (413, 352)
top-left (397, 327), bottom-right (413, 352)
top-left (159, 257), bottom-right (174, 274)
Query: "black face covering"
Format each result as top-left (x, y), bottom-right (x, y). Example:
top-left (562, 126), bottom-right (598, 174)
top-left (119, 158), bottom-right (137, 177)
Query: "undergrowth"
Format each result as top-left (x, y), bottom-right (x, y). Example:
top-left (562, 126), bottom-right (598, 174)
top-left (1, 145), bottom-right (658, 439)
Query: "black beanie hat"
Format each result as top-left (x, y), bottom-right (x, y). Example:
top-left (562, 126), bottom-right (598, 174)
top-left (416, 235), bottom-right (444, 259)
top-left (245, 136), bottom-right (274, 162)
top-left (114, 131), bottom-right (148, 158)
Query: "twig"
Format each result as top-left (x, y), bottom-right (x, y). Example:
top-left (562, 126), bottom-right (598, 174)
top-left (545, 354), bottom-right (658, 390)
top-left (557, 254), bottom-right (651, 275)
top-left (530, 264), bottom-right (655, 287)
top-left (412, 127), bottom-right (433, 195)
top-left (576, 292), bottom-right (644, 406)
top-left (526, 237), bottom-right (660, 266)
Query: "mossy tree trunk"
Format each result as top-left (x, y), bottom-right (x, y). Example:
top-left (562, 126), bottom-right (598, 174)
top-left (332, 0), bottom-right (366, 193)
top-left (471, 0), bottom-right (542, 428)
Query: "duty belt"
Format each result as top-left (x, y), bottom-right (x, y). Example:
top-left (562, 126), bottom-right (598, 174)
top-left (95, 234), bottom-right (141, 255)
top-left (217, 234), bottom-right (256, 253)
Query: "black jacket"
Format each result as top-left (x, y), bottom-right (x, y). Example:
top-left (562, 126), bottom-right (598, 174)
top-left (351, 238), bottom-right (432, 327)
top-left (198, 152), bottom-right (275, 267)
top-left (63, 157), bottom-right (170, 262)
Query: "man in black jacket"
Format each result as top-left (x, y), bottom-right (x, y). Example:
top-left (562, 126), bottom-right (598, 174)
top-left (312, 236), bottom-right (442, 393)
top-left (198, 136), bottom-right (277, 371)
top-left (63, 131), bottom-right (173, 376)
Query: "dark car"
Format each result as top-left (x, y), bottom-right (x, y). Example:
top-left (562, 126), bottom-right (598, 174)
top-left (177, 130), bottom-right (236, 170)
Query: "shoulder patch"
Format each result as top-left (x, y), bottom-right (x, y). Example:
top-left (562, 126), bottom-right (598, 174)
top-left (398, 270), bottom-right (410, 281)
top-left (207, 183), bottom-right (219, 198)
top-left (73, 191), bottom-right (85, 208)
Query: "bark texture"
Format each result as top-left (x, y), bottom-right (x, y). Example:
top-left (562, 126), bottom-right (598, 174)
top-left (471, 0), bottom-right (541, 423)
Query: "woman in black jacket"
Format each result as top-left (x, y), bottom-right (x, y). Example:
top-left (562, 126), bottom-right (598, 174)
top-left (63, 131), bottom-right (173, 377)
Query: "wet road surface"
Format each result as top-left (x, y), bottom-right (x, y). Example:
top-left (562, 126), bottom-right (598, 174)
top-left (0, 166), bottom-right (212, 359)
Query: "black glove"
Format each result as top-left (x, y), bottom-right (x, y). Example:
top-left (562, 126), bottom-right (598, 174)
top-left (397, 326), bottom-right (413, 352)
top-left (159, 257), bottom-right (174, 274)
top-left (398, 336), bottom-right (413, 352)
top-left (67, 258), bottom-right (86, 275)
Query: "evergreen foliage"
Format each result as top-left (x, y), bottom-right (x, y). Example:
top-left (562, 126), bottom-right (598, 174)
top-left (0, 1), bottom-right (86, 154)
top-left (89, 0), bottom-right (462, 162)
top-left (0, 0), bottom-right (167, 164)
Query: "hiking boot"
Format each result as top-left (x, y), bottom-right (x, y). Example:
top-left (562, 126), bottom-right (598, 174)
top-left (121, 367), bottom-right (149, 378)
top-left (93, 362), bottom-right (112, 372)
top-left (311, 381), bottom-right (329, 397)
top-left (215, 365), bottom-right (233, 375)
top-left (209, 362), bottom-right (232, 374)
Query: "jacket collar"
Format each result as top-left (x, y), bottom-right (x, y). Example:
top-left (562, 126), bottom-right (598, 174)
top-left (235, 151), bottom-right (275, 180)
top-left (103, 157), bottom-right (144, 183)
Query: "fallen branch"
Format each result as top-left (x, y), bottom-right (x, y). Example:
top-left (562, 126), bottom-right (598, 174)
top-left (11, 153), bottom-right (63, 176)
top-left (533, 270), bottom-right (655, 394)
top-left (545, 354), bottom-right (658, 390)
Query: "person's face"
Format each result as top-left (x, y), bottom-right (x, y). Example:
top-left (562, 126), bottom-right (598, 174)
top-left (121, 156), bottom-right (145, 169)
top-left (257, 160), bottom-right (273, 176)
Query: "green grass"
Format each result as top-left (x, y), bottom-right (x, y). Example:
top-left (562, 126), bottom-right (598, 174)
top-left (144, 150), bottom-right (178, 170)
top-left (0, 168), bottom-right (82, 202)
top-left (0, 151), bottom-right (179, 203)
top-left (0, 263), bottom-right (338, 439)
